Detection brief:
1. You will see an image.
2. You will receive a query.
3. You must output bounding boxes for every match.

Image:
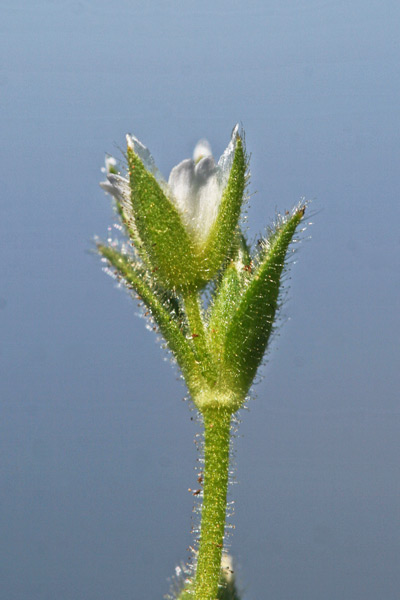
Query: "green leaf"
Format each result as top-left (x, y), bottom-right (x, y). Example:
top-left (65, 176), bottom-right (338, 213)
top-left (127, 148), bottom-right (203, 291)
top-left (221, 207), bottom-right (305, 396)
top-left (97, 244), bottom-right (202, 391)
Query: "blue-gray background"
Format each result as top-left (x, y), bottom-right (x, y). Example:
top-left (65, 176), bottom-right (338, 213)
top-left (1, 1), bottom-right (399, 599)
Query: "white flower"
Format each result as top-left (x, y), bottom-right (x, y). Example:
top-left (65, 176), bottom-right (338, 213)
top-left (101, 125), bottom-right (239, 245)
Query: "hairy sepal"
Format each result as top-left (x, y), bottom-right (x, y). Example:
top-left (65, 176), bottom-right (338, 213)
top-left (127, 149), bottom-right (204, 292)
top-left (200, 136), bottom-right (247, 279)
top-left (207, 234), bottom-right (251, 362)
top-left (221, 207), bottom-right (305, 397)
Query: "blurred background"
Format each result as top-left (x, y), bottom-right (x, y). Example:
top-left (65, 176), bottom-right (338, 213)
top-left (1, 1), bottom-right (400, 598)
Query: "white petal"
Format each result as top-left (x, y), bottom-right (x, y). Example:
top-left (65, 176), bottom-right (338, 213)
top-left (195, 173), bottom-right (223, 240)
top-left (193, 139), bottom-right (212, 164)
top-left (217, 123), bottom-right (239, 186)
top-left (168, 158), bottom-right (197, 223)
top-left (168, 154), bottom-right (223, 243)
top-left (194, 155), bottom-right (216, 184)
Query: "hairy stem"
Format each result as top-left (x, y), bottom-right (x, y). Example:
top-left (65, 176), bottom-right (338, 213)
top-left (194, 407), bottom-right (232, 600)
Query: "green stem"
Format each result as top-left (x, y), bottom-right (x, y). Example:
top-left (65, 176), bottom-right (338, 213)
top-left (194, 407), bottom-right (232, 600)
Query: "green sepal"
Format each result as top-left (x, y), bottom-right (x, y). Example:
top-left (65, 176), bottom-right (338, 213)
top-left (199, 136), bottom-right (247, 278)
top-left (127, 148), bottom-right (203, 292)
top-left (97, 244), bottom-right (202, 392)
top-left (221, 207), bottom-right (305, 397)
top-left (207, 234), bottom-right (251, 362)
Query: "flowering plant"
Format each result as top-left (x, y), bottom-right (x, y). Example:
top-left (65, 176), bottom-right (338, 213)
top-left (97, 126), bottom-right (305, 599)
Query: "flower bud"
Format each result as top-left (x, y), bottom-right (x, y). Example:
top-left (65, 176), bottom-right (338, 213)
top-left (101, 127), bottom-right (247, 293)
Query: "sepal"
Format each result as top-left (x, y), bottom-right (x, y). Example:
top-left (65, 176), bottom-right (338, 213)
top-left (200, 135), bottom-right (247, 279)
top-left (221, 207), bottom-right (305, 397)
top-left (127, 148), bottom-right (203, 291)
top-left (207, 234), bottom-right (251, 362)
